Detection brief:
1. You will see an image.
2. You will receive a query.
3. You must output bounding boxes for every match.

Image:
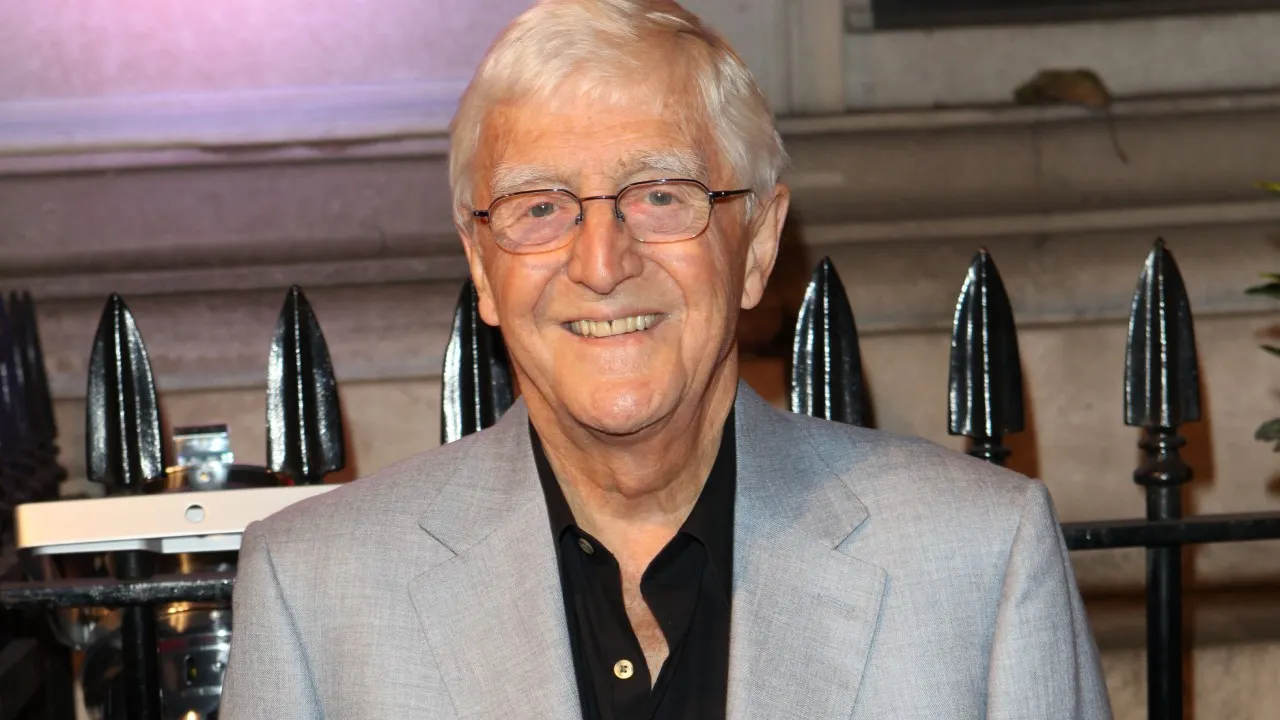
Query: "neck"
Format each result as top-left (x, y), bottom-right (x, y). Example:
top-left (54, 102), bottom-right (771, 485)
top-left (525, 358), bottom-right (739, 552)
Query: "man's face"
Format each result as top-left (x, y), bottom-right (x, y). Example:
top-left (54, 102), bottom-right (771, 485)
top-left (459, 90), bottom-right (787, 438)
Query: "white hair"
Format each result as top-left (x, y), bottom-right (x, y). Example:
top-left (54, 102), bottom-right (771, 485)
top-left (448, 0), bottom-right (788, 226)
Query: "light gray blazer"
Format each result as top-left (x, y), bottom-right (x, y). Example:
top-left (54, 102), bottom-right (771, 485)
top-left (221, 383), bottom-right (1111, 719)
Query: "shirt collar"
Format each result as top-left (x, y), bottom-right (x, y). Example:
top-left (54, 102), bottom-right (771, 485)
top-left (530, 410), bottom-right (737, 593)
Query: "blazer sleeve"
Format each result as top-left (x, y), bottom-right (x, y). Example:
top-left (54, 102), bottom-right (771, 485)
top-left (985, 482), bottom-right (1113, 720)
top-left (220, 522), bottom-right (323, 720)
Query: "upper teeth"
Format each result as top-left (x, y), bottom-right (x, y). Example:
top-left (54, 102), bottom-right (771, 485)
top-left (569, 314), bottom-right (658, 338)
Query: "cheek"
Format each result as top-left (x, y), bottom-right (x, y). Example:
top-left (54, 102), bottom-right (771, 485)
top-left (486, 252), bottom-right (563, 325)
top-left (654, 243), bottom-right (738, 324)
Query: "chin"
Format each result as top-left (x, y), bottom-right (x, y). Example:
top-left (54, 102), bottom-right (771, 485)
top-left (567, 378), bottom-right (677, 437)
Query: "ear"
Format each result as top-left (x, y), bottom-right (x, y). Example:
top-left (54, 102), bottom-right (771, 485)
top-left (740, 184), bottom-right (790, 310)
top-left (457, 220), bottom-right (502, 327)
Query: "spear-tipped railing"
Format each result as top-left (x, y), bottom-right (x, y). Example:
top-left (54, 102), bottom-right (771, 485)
top-left (2, 294), bottom-right (68, 510)
top-left (0, 291), bottom-right (74, 718)
top-left (0, 299), bottom-right (38, 516)
top-left (85, 295), bottom-right (164, 496)
top-left (10, 291), bottom-right (64, 483)
top-left (84, 294), bottom-right (164, 720)
top-left (5, 244), bottom-right (1280, 720)
top-left (947, 249), bottom-right (1025, 465)
top-left (267, 286), bottom-right (345, 485)
top-left (1123, 238), bottom-right (1199, 719)
top-left (0, 287), bottom-right (352, 720)
top-left (440, 279), bottom-right (513, 443)
top-left (789, 257), bottom-right (867, 427)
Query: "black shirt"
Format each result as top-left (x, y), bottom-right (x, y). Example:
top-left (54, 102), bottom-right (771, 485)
top-left (530, 412), bottom-right (736, 720)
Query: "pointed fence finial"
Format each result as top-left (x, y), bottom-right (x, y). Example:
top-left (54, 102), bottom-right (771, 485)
top-left (1, 292), bottom-right (65, 503)
top-left (9, 291), bottom-right (65, 482)
top-left (789, 257), bottom-right (867, 427)
top-left (266, 286), bottom-right (345, 485)
top-left (85, 294), bottom-right (164, 493)
top-left (948, 249), bottom-right (1024, 465)
top-left (440, 279), bottom-right (514, 444)
top-left (1122, 238), bottom-right (1199, 718)
top-left (1124, 238), bottom-right (1201, 429)
top-left (12, 291), bottom-right (59, 444)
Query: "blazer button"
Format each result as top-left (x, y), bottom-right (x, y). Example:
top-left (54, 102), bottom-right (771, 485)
top-left (613, 659), bottom-right (634, 680)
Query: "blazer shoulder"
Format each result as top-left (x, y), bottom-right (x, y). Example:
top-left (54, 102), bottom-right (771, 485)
top-left (246, 429), bottom-right (487, 546)
top-left (781, 414), bottom-right (1054, 576)
top-left (791, 411), bottom-right (1041, 519)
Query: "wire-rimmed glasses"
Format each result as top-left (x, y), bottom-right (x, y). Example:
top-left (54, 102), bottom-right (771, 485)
top-left (471, 178), bottom-right (752, 254)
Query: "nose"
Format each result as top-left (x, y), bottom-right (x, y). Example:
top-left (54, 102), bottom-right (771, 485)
top-left (565, 198), bottom-right (643, 295)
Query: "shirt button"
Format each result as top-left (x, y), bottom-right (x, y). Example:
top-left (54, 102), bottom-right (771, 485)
top-left (613, 659), bottom-right (634, 680)
top-left (577, 537), bottom-right (595, 555)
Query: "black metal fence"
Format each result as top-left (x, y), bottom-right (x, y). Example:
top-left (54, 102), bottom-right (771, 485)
top-left (0, 287), bottom-right (346, 719)
top-left (0, 291), bottom-right (76, 719)
top-left (1, 239), bottom-right (1279, 718)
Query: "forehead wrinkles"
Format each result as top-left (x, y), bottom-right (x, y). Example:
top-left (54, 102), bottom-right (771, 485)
top-left (474, 47), bottom-right (732, 196)
top-left (481, 99), bottom-right (712, 191)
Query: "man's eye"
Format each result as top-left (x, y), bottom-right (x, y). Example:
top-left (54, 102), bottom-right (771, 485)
top-left (528, 201), bottom-right (558, 218)
top-left (646, 191), bottom-right (674, 206)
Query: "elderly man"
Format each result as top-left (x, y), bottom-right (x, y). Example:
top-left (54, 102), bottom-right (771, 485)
top-left (222, 1), bottom-right (1111, 718)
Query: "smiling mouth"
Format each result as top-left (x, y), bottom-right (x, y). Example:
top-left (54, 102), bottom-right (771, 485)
top-left (564, 314), bottom-right (662, 338)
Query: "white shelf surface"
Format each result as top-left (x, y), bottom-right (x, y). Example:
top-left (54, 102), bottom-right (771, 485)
top-left (15, 485), bottom-right (338, 556)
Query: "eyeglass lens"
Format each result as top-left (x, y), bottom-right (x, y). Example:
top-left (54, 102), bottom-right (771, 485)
top-left (489, 180), bottom-right (713, 251)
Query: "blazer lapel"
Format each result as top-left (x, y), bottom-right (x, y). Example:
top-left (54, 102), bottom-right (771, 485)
top-left (728, 386), bottom-right (888, 720)
top-left (409, 403), bottom-right (581, 720)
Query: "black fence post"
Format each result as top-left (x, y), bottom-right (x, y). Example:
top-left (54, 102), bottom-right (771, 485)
top-left (267, 286), bottom-right (346, 485)
top-left (440, 279), bottom-right (513, 444)
top-left (0, 290), bottom-right (74, 720)
top-left (789, 257), bottom-right (867, 426)
top-left (1124, 239), bottom-right (1200, 720)
top-left (0, 298), bottom-right (30, 520)
top-left (947, 249), bottom-right (1024, 465)
top-left (85, 295), bottom-right (164, 720)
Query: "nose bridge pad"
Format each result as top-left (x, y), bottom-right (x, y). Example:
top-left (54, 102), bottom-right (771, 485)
top-left (576, 196), bottom-right (623, 227)
top-left (577, 198), bottom-right (627, 236)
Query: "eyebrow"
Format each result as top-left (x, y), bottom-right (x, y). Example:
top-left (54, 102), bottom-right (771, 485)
top-left (488, 149), bottom-right (709, 199)
top-left (625, 149), bottom-right (708, 182)
top-left (489, 163), bottom-right (565, 198)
